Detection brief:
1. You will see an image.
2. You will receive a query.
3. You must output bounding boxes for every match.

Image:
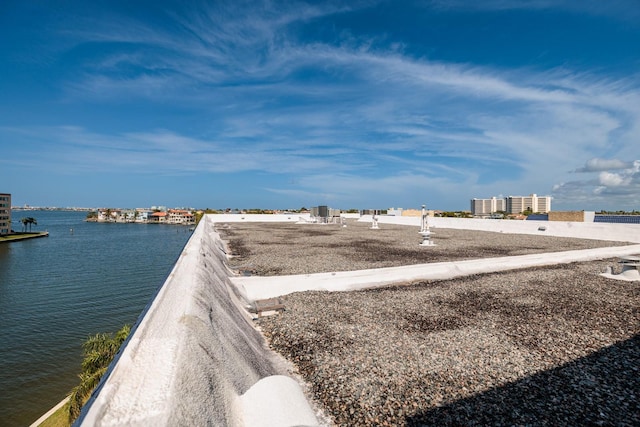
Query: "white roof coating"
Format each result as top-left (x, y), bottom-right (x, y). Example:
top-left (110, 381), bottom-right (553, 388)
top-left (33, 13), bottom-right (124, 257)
top-left (78, 214), bottom-right (640, 426)
top-left (78, 215), bottom-right (321, 426)
top-left (232, 244), bottom-right (640, 301)
top-left (240, 376), bottom-right (320, 427)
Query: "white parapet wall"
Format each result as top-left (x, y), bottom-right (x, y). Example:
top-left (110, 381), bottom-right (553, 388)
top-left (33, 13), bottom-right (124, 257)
top-left (363, 215), bottom-right (640, 243)
top-left (431, 217), bottom-right (640, 242)
top-left (208, 213), bottom-right (312, 223)
top-left (77, 215), bottom-right (320, 426)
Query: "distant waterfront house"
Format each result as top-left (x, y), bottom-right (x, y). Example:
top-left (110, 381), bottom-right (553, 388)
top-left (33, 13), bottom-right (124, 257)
top-left (97, 209), bottom-right (120, 222)
top-left (93, 208), bottom-right (192, 224)
top-left (167, 209), bottom-right (195, 225)
top-left (135, 209), bottom-right (152, 223)
top-left (0, 193), bottom-right (11, 235)
top-left (119, 209), bottom-right (137, 223)
top-left (149, 211), bottom-right (168, 223)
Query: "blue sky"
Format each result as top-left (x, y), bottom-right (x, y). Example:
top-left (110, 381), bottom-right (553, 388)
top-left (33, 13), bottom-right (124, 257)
top-left (1, 0), bottom-right (639, 211)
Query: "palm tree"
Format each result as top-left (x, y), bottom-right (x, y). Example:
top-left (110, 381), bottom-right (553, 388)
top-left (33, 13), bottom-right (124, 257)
top-left (19, 217), bottom-right (36, 232)
top-left (21, 217), bottom-right (37, 232)
top-left (68, 324), bottom-right (131, 423)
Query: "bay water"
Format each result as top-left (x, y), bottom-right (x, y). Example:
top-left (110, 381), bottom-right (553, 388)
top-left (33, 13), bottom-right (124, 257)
top-left (0, 210), bottom-right (193, 426)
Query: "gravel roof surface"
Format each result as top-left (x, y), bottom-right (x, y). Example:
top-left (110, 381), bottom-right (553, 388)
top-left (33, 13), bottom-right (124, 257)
top-left (218, 220), bottom-right (628, 276)
top-left (218, 221), bottom-right (639, 426)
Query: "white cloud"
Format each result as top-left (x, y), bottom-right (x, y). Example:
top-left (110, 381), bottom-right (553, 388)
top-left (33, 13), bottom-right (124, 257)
top-left (575, 158), bottom-right (633, 172)
top-left (599, 171), bottom-right (627, 187)
top-left (553, 159), bottom-right (640, 209)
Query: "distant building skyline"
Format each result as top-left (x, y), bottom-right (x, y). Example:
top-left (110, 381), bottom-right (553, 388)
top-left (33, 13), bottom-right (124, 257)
top-left (506, 194), bottom-right (552, 215)
top-left (471, 197), bottom-right (506, 217)
top-left (471, 194), bottom-right (552, 216)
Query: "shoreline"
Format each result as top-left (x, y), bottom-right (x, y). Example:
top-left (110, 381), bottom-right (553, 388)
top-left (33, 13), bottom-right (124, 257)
top-left (0, 232), bottom-right (49, 243)
top-left (29, 396), bottom-right (69, 427)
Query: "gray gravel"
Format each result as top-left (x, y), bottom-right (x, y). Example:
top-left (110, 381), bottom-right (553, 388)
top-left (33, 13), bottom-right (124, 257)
top-left (218, 222), bottom-right (639, 426)
top-left (218, 220), bottom-right (628, 276)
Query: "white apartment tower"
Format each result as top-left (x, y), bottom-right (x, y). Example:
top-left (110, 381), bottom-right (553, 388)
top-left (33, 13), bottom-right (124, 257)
top-left (506, 194), bottom-right (551, 214)
top-left (471, 197), bottom-right (506, 216)
top-left (0, 193), bottom-right (11, 235)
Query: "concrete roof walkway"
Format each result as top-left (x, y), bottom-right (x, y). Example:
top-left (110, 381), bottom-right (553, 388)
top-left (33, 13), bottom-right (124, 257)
top-left (232, 244), bottom-right (640, 301)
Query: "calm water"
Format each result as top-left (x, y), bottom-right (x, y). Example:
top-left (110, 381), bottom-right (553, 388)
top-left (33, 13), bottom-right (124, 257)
top-left (0, 210), bottom-right (193, 426)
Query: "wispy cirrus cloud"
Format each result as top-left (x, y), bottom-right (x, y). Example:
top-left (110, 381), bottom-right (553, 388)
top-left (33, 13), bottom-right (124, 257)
top-left (425, 0), bottom-right (640, 20)
top-left (1, 126), bottom-right (369, 175)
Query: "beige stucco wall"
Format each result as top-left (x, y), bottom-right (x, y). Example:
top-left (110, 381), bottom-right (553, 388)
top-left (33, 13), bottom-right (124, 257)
top-left (401, 209), bottom-right (435, 217)
top-left (548, 211), bottom-right (585, 222)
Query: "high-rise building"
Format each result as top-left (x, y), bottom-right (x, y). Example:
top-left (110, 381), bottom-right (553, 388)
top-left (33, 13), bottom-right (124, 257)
top-left (0, 193), bottom-right (11, 235)
top-left (506, 194), bottom-right (551, 214)
top-left (470, 197), bottom-right (505, 216)
top-left (472, 194), bottom-right (551, 215)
